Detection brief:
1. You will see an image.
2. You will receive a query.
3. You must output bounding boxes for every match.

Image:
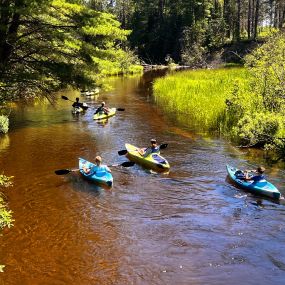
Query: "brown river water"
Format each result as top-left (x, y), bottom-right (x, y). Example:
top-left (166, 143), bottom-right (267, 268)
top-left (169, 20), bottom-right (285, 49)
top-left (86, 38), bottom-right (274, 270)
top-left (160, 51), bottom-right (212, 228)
top-left (1, 72), bottom-right (285, 285)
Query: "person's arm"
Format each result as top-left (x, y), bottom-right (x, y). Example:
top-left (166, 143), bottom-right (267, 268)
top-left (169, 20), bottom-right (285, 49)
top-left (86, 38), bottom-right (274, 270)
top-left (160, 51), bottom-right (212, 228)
top-left (244, 170), bottom-right (257, 181)
top-left (82, 165), bottom-right (91, 174)
top-left (103, 107), bottom-right (109, 114)
top-left (143, 147), bottom-right (152, 157)
top-left (244, 171), bottom-right (251, 180)
top-left (105, 165), bottom-right (111, 173)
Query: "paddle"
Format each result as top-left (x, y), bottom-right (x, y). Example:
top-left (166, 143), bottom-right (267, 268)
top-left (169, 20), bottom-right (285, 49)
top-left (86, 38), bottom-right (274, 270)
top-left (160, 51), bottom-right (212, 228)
top-left (62, 96), bottom-right (125, 112)
top-left (61, 95), bottom-right (89, 110)
top-left (118, 143), bottom-right (168, 156)
top-left (55, 161), bottom-right (135, 175)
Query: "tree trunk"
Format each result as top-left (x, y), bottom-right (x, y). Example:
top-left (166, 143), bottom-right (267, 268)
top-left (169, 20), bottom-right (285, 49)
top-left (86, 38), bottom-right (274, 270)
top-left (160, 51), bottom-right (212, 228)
top-left (234, 0), bottom-right (241, 41)
top-left (247, 0), bottom-right (252, 39)
top-left (253, 0), bottom-right (260, 40)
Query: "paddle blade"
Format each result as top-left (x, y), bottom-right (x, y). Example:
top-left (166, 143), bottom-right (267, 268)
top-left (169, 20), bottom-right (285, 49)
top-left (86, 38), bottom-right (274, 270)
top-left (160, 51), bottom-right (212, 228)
top-left (118, 149), bottom-right (128, 155)
top-left (160, 143), bottom-right (168, 149)
top-left (116, 108), bottom-right (125, 111)
top-left (55, 169), bottom-right (71, 175)
top-left (121, 161), bottom-right (135, 167)
top-left (61, 96), bottom-right (68, 100)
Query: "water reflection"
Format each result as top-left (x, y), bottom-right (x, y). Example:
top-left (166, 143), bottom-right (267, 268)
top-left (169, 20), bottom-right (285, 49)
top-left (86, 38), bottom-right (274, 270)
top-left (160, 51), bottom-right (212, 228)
top-left (0, 74), bottom-right (285, 285)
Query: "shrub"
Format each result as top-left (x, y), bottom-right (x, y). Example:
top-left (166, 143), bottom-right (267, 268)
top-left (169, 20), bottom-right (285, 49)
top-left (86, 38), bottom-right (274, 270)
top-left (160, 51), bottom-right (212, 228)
top-left (0, 115), bottom-right (9, 134)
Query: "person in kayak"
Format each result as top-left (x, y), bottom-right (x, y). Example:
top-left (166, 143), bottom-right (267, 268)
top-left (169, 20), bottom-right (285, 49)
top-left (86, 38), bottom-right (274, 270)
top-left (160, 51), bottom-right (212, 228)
top-left (138, 139), bottom-right (160, 157)
top-left (244, 166), bottom-right (266, 182)
top-left (72, 97), bottom-right (88, 110)
top-left (94, 101), bottom-right (109, 115)
top-left (82, 156), bottom-right (111, 175)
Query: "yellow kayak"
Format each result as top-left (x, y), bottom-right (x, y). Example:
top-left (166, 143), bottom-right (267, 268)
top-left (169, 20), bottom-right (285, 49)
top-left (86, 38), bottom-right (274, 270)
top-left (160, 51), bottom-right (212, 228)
top-left (125, 143), bottom-right (170, 171)
top-left (93, 108), bottom-right (116, 120)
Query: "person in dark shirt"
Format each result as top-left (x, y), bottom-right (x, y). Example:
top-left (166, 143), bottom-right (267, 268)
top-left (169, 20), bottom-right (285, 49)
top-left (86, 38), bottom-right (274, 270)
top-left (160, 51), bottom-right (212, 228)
top-left (244, 166), bottom-right (266, 182)
top-left (138, 139), bottom-right (160, 157)
top-left (72, 97), bottom-right (88, 110)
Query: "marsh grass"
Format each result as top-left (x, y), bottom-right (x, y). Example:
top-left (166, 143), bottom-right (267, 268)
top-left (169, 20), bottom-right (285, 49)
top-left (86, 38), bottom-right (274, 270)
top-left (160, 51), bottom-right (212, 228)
top-left (153, 67), bottom-right (249, 131)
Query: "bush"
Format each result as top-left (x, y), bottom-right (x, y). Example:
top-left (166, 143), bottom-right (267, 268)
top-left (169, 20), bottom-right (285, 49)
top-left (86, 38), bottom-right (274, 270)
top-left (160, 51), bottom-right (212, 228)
top-left (0, 174), bottom-right (14, 230)
top-left (0, 115), bottom-right (9, 134)
top-left (231, 112), bottom-right (284, 148)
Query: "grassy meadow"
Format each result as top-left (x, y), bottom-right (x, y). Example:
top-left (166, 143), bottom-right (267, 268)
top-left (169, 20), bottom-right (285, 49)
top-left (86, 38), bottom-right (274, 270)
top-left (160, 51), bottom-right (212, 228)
top-left (153, 67), bottom-right (249, 131)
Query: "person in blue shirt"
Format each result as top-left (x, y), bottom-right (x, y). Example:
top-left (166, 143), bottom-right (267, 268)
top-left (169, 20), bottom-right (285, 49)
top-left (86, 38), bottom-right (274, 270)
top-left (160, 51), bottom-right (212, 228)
top-left (244, 166), bottom-right (266, 182)
top-left (82, 156), bottom-right (111, 175)
top-left (138, 139), bottom-right (160, 157)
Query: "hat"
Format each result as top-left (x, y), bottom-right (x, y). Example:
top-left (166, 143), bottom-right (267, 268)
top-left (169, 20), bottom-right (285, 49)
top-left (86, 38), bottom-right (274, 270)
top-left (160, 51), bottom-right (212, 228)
top-left (150, 138), bottom-right (157, 143)
top-left (101, 101), bottom-right (105, 105)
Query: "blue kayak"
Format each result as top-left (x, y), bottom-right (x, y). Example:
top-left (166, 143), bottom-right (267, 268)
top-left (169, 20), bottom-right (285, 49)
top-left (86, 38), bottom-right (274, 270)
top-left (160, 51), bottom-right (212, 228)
top-left (79, 158), bottom-right (113, 187)
top-left (226, 165), bottom-right (281, 199)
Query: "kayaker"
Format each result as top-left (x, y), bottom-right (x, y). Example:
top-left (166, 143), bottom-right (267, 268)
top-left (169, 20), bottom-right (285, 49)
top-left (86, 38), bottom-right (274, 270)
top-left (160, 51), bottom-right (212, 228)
top-left (244, 166), bottom-right (266, 182)
top-left (94, 101), bottom-right (109, 115)
top-left (72, 97), bottom-right (88, 110)
top-left (72, 97), bottom-right (82, 108)
top-left (82, 156), bottom-right (111, 175)
top-left (138, 138), bottom-right (160, 157)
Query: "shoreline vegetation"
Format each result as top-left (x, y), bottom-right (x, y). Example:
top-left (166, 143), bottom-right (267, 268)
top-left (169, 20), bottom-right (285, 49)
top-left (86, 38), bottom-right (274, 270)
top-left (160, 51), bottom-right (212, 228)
top-left (0, 174), bottom-right (13, 272)
top-left (0, 174), bottom-right (13, 230)
top-left (153, 31), bottom-right (285, 158)
top-left (153, 66), bottom-right (248, 131)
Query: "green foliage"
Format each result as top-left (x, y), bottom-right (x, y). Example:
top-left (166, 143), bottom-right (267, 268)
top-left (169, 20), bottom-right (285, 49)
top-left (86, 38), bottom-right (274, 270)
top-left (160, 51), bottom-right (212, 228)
top-left (224, 78), bottom-right (259, 130)
top-left (0, 0), bottom-right (141, 101)
top-left (231, 112), bottom-right (284, 147)
top-left (0, 174), bottom-right (13, 188)
top-left (245, 32), bottom-right (285, 112)
top-left (258, 27), bottom-right (279, 39)
top-left (0, 174), bottom-right (14, 230)
top-left (0, 116), bottom-right (9, 134)
top-left (153, 67), bottom-right (248, 130)
top-left (0, 264), bottom-right (5, 273)
top-left (226, 31), bottom-right (285, 154)
top-left (180, 22), bottom-right (208, 67)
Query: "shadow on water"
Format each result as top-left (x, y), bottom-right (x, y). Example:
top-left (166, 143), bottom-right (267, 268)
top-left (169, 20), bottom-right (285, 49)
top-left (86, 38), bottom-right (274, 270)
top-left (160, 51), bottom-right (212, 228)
top-left (64, 173), bottom-right (110, 196)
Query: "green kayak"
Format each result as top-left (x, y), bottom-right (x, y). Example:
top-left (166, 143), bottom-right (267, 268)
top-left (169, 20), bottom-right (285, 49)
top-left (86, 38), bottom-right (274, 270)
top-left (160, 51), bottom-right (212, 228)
top-left (93, 108), bottom-right (116, 120)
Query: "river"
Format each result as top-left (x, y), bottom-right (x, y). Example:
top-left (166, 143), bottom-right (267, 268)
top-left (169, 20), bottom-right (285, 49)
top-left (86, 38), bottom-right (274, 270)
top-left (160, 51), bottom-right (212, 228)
top-left (0, 72), bottom-right (285, 285)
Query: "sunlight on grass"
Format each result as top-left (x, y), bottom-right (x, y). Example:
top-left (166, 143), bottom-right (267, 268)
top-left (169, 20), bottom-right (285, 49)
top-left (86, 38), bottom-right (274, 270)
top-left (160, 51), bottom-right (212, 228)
top-left (153, 67), bottom-right (249, 131)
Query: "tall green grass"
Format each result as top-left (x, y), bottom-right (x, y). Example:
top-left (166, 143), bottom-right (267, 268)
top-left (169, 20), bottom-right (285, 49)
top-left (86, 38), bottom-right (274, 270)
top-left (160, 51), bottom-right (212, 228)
top-left (153, 67), bottom-right (249, 131)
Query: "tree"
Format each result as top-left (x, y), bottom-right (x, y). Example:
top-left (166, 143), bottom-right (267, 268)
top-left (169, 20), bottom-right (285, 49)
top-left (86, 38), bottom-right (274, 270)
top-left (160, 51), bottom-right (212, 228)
top-left (245, 31), bottom-right (285, 111)
top-left (0, 0), bottom-right (137, 101)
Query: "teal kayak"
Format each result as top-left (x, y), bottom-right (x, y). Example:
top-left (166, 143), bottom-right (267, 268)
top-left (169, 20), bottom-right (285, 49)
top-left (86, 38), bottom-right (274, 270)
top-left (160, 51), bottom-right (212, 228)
top-left (226, 165), bottom-right (281, 199)
top-left (79, 158), bottom-right (113, 187)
